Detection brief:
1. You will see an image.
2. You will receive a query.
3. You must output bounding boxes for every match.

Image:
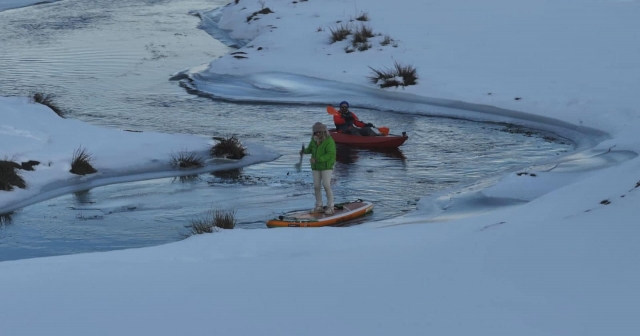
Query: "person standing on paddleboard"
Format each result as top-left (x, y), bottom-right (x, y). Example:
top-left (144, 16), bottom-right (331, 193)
top-left (300, 122), bottom-right (337, 215)
top-left (333, 101), bottom-right (378, 136)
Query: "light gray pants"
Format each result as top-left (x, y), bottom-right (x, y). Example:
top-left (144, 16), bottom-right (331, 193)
top-left (312, 170), bottom-right (333, 207)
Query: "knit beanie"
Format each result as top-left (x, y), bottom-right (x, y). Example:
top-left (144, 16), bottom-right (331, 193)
top-left (312, 122), bottom-right (328, 133)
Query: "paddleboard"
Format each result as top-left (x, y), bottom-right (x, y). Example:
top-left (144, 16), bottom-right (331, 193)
top-left (266, 199), bottom-right (374, 228)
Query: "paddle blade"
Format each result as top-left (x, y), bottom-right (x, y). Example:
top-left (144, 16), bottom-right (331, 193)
top-left (378, 127), bottom-right (390, 135)
top-left (326, 106), bottom-right (339, 116)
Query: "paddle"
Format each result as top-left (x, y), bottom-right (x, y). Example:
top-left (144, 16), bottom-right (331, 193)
top-left (326, 106), bottom-right (389, 135)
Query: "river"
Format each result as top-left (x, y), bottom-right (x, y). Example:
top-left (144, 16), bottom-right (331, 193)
top-left (0, 0), bottom-right (573, 261)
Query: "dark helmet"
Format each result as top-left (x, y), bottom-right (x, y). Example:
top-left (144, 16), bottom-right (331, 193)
top-left (339, 101), bottom-right (349, 108)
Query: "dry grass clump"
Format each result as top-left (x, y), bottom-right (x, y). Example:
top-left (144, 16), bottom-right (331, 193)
top-left (31, 92), bottom-right (64, 118)
top-left (70, 147), bottom-right (97, 175)
top-left (368, 61), bottom-right (419, 88)
top-left (352, 25), bottom-right (373, 44)
top-left (355, 11), bottom-right (369, 21)
top-left (170, 150), bottom-right (204, 169)
top-left (185, 208), bottom-right (237, 236)
top-left (380, 35), bottom-right (394, 46)
top-left (0, 160), bottom-right (26, 191)
top-left (329, 23), bottom-right (351, 43)
top-left (211, 136), bottom-right (246, 160)
top-left (247, 7), bottom-right (274, 22)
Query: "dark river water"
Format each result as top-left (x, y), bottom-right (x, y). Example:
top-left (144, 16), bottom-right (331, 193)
top-left (0, 0), bottom-right (573, 261)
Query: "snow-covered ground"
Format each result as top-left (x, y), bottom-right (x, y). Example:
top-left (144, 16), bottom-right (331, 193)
top-left (2, 0), bottom-right (640, 335)
top-left (0, 0), bottom-right (62, 12)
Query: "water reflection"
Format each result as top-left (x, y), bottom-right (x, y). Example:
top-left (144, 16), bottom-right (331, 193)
top-left (0, 212), bottom-right (13, 226)
top-left (172, 175), bottom-right (202, 184)
top-left (73, 190), bottom-right (94, 205)
top-left (336, 146), bottom-right (359, 165)
top-left (335, 145), bottom-right (407, 165)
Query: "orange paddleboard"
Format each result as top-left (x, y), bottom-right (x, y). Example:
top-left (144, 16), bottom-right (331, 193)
top-left (266, 200), bottom-right (374, 228)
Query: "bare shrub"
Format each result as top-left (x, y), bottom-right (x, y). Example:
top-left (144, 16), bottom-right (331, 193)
top-left (211, 136), bottom-right (246, 159)
top-left (185, 208), bottom-right (237, 236)
top-left (329, 23), bottom-right (351, 43)
top-left (316, 26), bottom-right (324, 32)
top-left (31, 92), bottom-right (64, 118)
top-left (70, 147), bottom-right (97, 175)
top-left (355, 11), bottom-right (369, 21)
top-left (170, 150), bottom-right (204, 169)
top-left (0, 160), bottom-right (26, 191)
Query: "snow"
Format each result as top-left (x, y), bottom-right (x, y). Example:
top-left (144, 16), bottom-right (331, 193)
top-left (2, 0), bottom-right (640, 335)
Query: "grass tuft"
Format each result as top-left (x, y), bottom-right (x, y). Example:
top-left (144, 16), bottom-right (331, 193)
top-left (247, 7), bottom-right (274, 22)
top-left (211, 136), bottom-right (246, 159)
top-left (367, 65), bottom-right (395, 84)
top-left (170, 150), bottom-right (204, 169)
top-left (185, 208), bottom-right (237, 236)
top-left (394, 61), bottom-right (418, 86)
top-left (352, 25), bottom-right (374, 44)
top-left (70, 147), bottom-right (97, 175)
top-left (357, 43), bottom-right (372, 51)
top-left (368, 61), bottom-right (418, 88)
top-left (0, 160), bottom-right (26, 191)
top-left (350, 25), bottom-right (374, 52)
top-left (31, 92), bottom-right (64, 118)
top-left (355, 11), bottom-right (369, 21)
top-left (329, 23), bottom-right (351, 43)
top-left (380, 35), bottom-right (393, 46)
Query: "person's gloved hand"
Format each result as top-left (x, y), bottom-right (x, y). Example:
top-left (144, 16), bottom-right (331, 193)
top-left (366, 123), bottom-right (374, 127)
top-left (342, 113), bottom-right (354, 122)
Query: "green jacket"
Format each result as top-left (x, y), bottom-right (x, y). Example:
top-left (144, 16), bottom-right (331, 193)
top-left (303, 137), bottom-right (336, 170)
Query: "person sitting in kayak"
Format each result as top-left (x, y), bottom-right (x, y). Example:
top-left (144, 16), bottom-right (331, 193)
top-left (333, 101), bottom-right (378, 136)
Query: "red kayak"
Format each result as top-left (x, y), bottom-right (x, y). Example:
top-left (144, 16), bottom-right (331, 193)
top-left (329, 129), bottom-right (408, 149)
